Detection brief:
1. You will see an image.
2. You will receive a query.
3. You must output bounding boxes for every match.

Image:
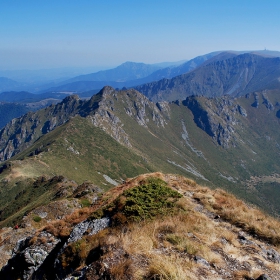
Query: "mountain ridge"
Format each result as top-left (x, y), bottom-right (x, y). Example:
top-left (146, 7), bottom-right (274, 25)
top-left (36, 50), bottom-right (280, 94)
top-left (135, 53), bottom-right (280, 102)
top-left (1, 86), bottom-right (280, 217)
top-left (38, 52), bottom-right (221, 93)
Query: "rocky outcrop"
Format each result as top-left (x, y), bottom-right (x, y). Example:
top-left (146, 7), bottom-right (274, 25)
top-left (184, 96), bottom-right (247, 147)
top-left (249, 91), bottom-right (276, 111)
top-left (87, 87), bottom-right (132, 147)
top-left (67, 218), bottom-right (110, 243)
top-left (0, 217), bottom-right (110, 280)
top-left (121, 88), bottom-right (167, 127)
top-left (2, 173), bottom-right (280, 279)
top-left (1, 231), bottom-right (61, 280)
top-left (87, 87), bottom-right (167, 147)
top-left (0, 95), bottom-right (81, 161)
top-left (262, 92), bottom-right (274, 111)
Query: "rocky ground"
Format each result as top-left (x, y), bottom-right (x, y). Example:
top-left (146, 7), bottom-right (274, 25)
top-left (0, 173), bottom-right (280, 279)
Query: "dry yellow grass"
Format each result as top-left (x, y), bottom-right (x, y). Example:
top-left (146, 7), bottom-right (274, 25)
top-left (147, 254), bottom-right (193, 280)
top-left (21, 172), bottom-right (280, 279)
top-left (192, 187), bottom-right (280, 246)
top-left (69, 173), bottom-right (280, 279)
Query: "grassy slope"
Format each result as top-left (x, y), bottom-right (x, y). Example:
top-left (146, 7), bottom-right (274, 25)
top-left (10, 116), bottom-right (154, 187)
top-left (0, 116), bottom-right (156, 226)
top-left (1, 88), bottom-right (280, 223)
top-left (107, 90), bottom-right (280, 215)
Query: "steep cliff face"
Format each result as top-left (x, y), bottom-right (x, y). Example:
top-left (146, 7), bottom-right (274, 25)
top-left (184, 96), bottom-right (248, 148)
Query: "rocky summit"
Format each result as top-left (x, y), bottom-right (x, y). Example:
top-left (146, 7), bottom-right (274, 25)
top-left (0, 173), bottom-right (280, 279)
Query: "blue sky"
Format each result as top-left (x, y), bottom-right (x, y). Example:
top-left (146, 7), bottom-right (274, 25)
top-left (1, 0), bottom-right (280, 70)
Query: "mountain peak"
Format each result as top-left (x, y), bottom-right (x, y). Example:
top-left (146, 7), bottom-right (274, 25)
top-left (61, 94), bottom-right (80, 103)
top-left (121, 61), bottom-right (146, 66)
top-left (135, 52), bottom-right (280, 101)
top-left (99, 85), bottom-right (115, 96)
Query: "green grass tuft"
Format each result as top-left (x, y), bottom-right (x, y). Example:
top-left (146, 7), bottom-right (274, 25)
top-left (33, 215), bottom-right (42, 223)
top-left (80, 199), bottom-right (91, 208)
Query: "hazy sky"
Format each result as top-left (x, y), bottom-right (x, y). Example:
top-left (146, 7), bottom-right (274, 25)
top-left (1, 0), bottom-right (280, 70)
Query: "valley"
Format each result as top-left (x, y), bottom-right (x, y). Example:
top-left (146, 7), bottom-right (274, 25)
top-left (1, 85), bottom-right (280, 221)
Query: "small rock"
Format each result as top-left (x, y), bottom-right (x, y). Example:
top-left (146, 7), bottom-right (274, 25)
top-left (89, 217), bottom-right (110, 236)
top-left (238, 231), bottom-right (254, 245)
top-left (12, 237), bottom-right (31, 256)
top-left (194, 256), bottom-right (210, 267)
top-left (38, 212), bottom-right (48, 219)
top-left (187, 232), bottom-right (194, 238)
top-left (68, 217), bottom-right (110, 243)
top-left (221, 237), bottom-right (228, 244)
top-left (263, 248), bottom-right (280, 263)
top-left (184, 191), bottom-right (194, 197)
top-left (238, 105), bottom-right (247, 117)
top-left (256, 274), bottom-right (272, 280)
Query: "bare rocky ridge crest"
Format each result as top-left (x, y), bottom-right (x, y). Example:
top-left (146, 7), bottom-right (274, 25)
top-left (0, 87), bottom-right (168, 161)
top-left (1, 85), bottom-right (280, 162)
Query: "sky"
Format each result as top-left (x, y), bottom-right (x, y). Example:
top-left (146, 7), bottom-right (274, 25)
top-left (1, 0), bottom-right (280, 70)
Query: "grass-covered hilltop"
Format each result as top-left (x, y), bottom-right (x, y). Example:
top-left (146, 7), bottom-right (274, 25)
top-left (0, 173), bottom-right (280, 279)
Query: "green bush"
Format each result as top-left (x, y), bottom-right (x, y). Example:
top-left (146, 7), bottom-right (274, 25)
top-left (80, 199), bottom-right (91, 208)
top-left (119, 177), bottom-right (182, 221)
top-left (33, 215), bottom-right (42, 222)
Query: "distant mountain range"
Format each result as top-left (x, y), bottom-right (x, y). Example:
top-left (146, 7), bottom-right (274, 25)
top-left (0, 91), bottom-right (72, 103)
top-left (0, 60), bottom-right (187, 93)
top-left (63, 61), bottom-right (162, 82)
top-left (1, 50), bottom-right (280, 129)
top-left (41, 53), bottom-right (220, 93)
top-left (1, 50), bottom-right (280, 95)
top-left (135, 52), bottom-right (280, 101)
top-left (0, 77), bottom-right (27, 93)
top-left (36, 50), bottom-right (280, 94)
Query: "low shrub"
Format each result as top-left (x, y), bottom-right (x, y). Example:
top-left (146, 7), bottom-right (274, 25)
top-left (112, 177), bottom-right (183, 222)
top-left (80, 199), bottom-right (91, 208)
top-left (33, 215), bottom-right (42, 223)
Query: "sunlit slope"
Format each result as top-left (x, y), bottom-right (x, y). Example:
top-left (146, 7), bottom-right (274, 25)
top-left (87, 88), bottom-right (280, 214)
top-left (1, 87), bottom-right (280, 216)
top-left (5, 116), bottom-right (155, 186)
